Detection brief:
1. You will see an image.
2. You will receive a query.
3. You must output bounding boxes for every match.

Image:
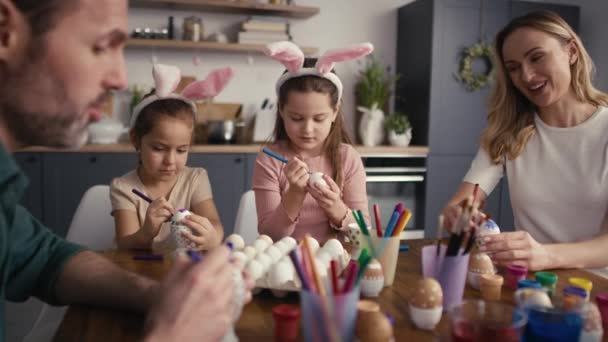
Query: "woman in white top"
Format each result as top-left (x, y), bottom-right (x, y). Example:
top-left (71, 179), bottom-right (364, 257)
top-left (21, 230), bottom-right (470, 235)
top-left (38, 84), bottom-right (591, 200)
top-left (442, 10), bottom-right (608, 271)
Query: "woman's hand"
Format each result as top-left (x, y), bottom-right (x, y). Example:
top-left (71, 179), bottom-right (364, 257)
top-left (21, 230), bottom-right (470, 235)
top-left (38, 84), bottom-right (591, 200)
top-left (307, 174), bottom-right (348, 226)
top-left (143, 198), bottom-right (174, 239)
top-left (180, 214), bottom-right (218, 250)
top-left (480, 231), bottom-right (553, 271)
top-left (284, 156), bottom-right (310, 193)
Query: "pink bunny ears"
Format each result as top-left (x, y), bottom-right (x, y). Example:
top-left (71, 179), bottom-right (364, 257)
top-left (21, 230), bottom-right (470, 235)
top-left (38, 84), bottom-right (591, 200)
top-left (129, 64), bottom-right (233, 127)
top-left (264, 41), bottom-right (374, 101)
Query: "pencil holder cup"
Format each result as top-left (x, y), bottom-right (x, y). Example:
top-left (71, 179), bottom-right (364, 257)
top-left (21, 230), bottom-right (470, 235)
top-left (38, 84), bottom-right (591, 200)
top-left (421, 244), bottom-right (470, 310)
top-left (347, 223), bottom-right (401, 287)
top-left (300, 286), bottom-right (360, 342)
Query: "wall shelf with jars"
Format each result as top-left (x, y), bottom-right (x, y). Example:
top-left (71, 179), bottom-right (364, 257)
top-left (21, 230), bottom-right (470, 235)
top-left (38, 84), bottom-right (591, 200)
top-left (126, 38), bottom-right (318, 54)
top-left (129, 0), bottom-right (320, 18)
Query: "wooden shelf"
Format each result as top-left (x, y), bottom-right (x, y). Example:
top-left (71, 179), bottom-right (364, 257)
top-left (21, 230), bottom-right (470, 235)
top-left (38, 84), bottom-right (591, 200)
top-left (126, 38), bottom-right (318, 55)
top-left (129, 0), bottom-right (320, 19)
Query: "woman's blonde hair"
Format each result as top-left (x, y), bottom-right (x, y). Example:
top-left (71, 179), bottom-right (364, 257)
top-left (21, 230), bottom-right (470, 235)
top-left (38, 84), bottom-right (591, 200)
top-left (482, 10), bottom-right (608, 164)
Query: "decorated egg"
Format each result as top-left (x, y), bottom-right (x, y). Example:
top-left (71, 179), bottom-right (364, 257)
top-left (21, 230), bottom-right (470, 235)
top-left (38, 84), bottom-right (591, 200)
top-left (322, 238), bottom-right (344, 259)
top-left (355, 310), bottom-right (393, 342)
top-left (243, 246), bottom-right (257, 260)
top-left (257, 234), bottom-right (273, 245)
top-left (360, 259), bottom-right (384, 298)
top-left (224, 234), bottom-right (245, 251)
top-left (410, 278), bottom-right (443, 309)
top-left (467, 253), bottom-right (496, 289)
top-left (171, 208), bottom-right (191, 224)
top-left (308, 172), bottom-right (328, 188)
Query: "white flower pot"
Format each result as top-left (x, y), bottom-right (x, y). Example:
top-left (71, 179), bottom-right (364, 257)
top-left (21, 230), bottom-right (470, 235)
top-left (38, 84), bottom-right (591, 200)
top-left (358, 105), bottom-right (385, 146)
top-left (388, 128), bottom-right (412, 147)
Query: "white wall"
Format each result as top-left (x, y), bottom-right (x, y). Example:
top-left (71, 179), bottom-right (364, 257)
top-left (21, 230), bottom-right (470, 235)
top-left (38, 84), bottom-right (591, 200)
top-left (124, 0), bottom-right (413, 139)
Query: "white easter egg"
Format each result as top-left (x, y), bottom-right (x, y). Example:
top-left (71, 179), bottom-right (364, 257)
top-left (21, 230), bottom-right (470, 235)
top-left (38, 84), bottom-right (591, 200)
top-left (304, 236), bottom-right (320, 253)
top-left (308, 172), bottom-right (328, 188)
top-left (313, 258), bottom-right (328, 278)
top-left (280, 236), bottom-right (297, 249)
top-left (232, 251), bottom-right (248, 268)
top-left (246, 259), bottom-right (263, 280)
top-left (257, 234), bottom-right (273, 245)
top-left (265, 246), bottom-right (282, 263)
top-left (273, 241), bottom-right (290, 255)
top-left (322, 238), bottom-right (344, 259)
top-left (171, 209), bottom-right (191, 224)
top-left (315, 250), bottom-right (332, 269)
top-left (255, 253), bottom-right (273, 273)
top-left (224, 234), bottom-right (245, 251)
top-left (253, 239), bottom-right (270, 253)
top-left (243, 246), bottom-right (257, 260)
top-left (268, 260), bottom-right (294, 287)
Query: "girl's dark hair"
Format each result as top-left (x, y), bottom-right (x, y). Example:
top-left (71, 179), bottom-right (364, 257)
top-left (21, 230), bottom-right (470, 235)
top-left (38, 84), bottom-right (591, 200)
top-left (274, 58), bottom-right (352, 187)
top-left (130, 90), bottom-right (196, 145)
top-left (12, 0), bottom-right (79, 37)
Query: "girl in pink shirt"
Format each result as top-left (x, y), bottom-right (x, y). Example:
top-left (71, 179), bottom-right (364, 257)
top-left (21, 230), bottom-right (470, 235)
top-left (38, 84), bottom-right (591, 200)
top-left (253, 42), bottom-right (374, 243)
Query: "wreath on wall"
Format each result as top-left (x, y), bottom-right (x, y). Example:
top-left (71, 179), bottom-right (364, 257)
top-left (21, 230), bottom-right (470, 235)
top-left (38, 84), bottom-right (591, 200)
top-left (456, 41), bottom-right (495, 91)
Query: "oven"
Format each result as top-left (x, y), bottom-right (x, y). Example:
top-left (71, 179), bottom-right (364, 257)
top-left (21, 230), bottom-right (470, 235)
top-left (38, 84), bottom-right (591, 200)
top-left (362, 152), bottom-right (426, 239)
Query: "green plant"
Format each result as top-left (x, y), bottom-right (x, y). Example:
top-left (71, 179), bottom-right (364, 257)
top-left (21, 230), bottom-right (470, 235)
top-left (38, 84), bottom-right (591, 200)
top-left (356, 55), bottom-right (400, 109)
top-left (385, 112), bottom-right (411, 134)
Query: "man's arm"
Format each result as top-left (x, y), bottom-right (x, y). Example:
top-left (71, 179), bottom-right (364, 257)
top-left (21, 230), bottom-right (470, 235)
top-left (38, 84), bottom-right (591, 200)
top-left (53, 250), bottom-right (157, 313)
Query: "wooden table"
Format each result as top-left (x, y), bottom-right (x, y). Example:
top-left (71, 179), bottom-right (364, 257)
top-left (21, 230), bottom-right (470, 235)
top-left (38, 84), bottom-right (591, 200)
top-left (54, 239), bottom-right (608, 341)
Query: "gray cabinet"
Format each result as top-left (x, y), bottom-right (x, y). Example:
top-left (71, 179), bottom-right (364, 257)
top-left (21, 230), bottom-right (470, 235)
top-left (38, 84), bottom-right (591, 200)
top-left (187, 154), bottom-right (247, 236)
top-left (42, 153), bottom-right (136, 237)
top-left (397, 0), bottom-right (579, 235)
top-left (14, 152), bottom-right (44, 221)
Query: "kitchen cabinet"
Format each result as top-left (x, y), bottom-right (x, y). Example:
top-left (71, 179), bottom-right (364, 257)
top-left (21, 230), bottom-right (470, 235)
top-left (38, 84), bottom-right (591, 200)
top-left (13, 152), bottom-right (44, 221)
top-left (396, 0), bottom-right (579, 236)
top-left (189, 154), bottom-right (246, 236)
top-left (41, 153), bottom-right (136, 237)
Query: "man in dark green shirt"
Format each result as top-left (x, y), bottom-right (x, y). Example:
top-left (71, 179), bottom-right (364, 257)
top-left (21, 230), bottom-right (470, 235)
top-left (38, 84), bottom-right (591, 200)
top-left (0, 0), bottom-right (249, 341)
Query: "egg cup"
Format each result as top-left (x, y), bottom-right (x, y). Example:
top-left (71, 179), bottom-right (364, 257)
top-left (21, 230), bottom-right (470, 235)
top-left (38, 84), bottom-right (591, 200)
top-left (409, 304), bottom-right (442, 330)
top-left (360, 276), bottom-right (384, 298)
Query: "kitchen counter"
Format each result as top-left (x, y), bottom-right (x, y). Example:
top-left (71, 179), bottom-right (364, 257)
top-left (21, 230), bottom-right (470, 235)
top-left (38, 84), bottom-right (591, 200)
top-left (18, 144), bottom-right (430, 157)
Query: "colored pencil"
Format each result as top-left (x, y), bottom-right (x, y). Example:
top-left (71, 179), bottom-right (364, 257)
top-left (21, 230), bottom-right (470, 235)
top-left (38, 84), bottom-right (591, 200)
top-left (373, 204), bottom-right (383, 237)
top-left (330, 259), bottom-right (339, 295)
top-left (383, 210), bottom-right (400, 237)
top-left (288, 250), bottom-right (310, 291)
top-left (392, 208), bottom-right (412, 237)
top-left (302, 235), bottom-right (324, 295)
top-left (132, 188), bottom-right (153, 203)
top-left (262, 148), bottom-right (289, 163)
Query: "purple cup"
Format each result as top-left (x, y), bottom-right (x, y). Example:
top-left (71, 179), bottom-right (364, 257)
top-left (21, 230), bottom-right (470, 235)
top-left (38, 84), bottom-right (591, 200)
top-left (595, 293), bottom-right (608, 328)
top-left (421, 244), bottom-right (470, 310)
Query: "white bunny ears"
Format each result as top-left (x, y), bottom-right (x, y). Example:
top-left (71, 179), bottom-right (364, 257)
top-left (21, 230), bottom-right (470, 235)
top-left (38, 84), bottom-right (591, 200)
top-left (264, 41), bottom-right (374, 101)
top-left (129, 64), bottom-right (234, 127)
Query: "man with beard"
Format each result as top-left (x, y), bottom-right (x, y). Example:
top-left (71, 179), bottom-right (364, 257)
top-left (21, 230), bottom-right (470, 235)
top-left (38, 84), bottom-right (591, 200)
top-left (0, 1), bottom-right (251, 341)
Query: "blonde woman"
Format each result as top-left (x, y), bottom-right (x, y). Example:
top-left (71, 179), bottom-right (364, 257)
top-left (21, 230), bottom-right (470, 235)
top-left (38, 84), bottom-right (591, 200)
top-left (442, 11), bottom-right (608, 271)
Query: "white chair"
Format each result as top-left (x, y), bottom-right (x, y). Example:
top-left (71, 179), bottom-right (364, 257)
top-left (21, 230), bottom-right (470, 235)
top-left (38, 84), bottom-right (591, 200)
top-left (233, 190), bottom-right (258, 245)
top-left (22, 185), bottom-right (115, 342)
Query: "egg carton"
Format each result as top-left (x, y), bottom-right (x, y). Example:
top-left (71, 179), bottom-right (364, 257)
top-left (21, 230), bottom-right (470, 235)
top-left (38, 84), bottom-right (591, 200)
top-left (224, 233), bottom-right (352, 294)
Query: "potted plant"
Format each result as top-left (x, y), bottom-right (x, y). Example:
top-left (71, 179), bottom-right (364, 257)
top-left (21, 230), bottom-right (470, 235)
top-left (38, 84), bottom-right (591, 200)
top-left (356, 55), bottom-right (400, 146)
top-left (385, 112), bottom-right (412, 147)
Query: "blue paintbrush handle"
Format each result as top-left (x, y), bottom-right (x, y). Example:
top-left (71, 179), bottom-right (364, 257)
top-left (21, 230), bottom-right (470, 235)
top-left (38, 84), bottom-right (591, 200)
top-left (262, 148), bottom-right (288, 163)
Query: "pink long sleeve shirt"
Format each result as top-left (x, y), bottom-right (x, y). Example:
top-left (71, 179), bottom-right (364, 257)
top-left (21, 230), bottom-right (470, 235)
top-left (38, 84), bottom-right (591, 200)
top-left (252, 141), bottom-right (370, 243)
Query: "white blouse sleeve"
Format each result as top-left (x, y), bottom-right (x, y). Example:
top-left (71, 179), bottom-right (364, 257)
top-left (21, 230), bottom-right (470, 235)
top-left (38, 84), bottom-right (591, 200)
top-left (463, 147), bottom-right (504, 196)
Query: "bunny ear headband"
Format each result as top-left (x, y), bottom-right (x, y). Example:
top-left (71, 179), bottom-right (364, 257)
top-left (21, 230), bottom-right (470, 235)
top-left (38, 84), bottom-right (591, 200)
top-left (129, 64), bottom-right (234, 127)
top-left (263, 41), bottom-right (374, 101)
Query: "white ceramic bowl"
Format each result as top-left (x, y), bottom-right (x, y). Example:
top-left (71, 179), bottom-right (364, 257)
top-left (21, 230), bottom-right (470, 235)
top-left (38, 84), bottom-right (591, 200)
top-left (88, 118), bottom-right (127, 144)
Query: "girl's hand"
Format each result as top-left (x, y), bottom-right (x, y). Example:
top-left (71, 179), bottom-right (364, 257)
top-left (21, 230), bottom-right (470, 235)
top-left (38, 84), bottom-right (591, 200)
top-left (480, 231), bottom-right (552, 271)
top-left (307, 174), bottom-right (348, 225)
top-left (180, 214), bottom-right (218, 250)
top-left (143, 198), bottom-right (174, 239)
top-left (284, 156), bottom-right (310, 193)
